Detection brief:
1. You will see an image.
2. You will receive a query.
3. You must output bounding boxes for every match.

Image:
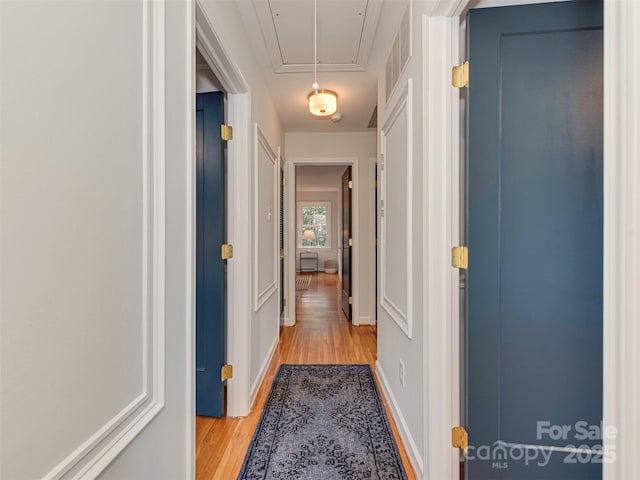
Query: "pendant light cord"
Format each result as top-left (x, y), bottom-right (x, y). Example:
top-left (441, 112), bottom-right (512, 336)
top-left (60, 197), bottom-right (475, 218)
top-left (313, 0), bottom-right (318, 94)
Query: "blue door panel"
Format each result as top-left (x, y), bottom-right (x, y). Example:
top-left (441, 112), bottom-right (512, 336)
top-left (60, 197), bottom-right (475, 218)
top-left (467, 2), bottom-right (603, 478)
top-left (500, 28), bottom-right (603, 450)
top-left (196, 92), bottom-right (226, 417)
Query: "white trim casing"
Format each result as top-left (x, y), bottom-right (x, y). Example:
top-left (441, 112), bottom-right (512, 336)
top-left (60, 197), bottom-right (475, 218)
top-left (254, 124), bottom-right (279, 312)
top-left (423, 12), bottom-right (462, 480)
top-left (226, 92), bottom-right (252, 417)
top-left (285, 158), bottom-right (297, 323)
top-left (380, 78), bottom-right (413, 339)
top-left (603, 0), bottom-right (640, 478)
top-left (185, 1), bottom-right (196, 477)
top-left (195, 2), bottom-right (247, 94)
top-left (276, 147), bottom-right (284, 326)
top-left (369, 156), bottom-right (378, 326)
top-left (286, 158), bottom-right (360, 326)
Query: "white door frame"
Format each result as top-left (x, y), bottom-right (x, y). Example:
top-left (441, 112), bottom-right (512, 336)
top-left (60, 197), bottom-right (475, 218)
top-left (194, 1), bottom-right (253, 418)
top-left (424, 0), bottom-right (640, 479)
top-left (602, 1), bottom-right (640, 478)
top-left (286, 158), bottom-right (360, 327)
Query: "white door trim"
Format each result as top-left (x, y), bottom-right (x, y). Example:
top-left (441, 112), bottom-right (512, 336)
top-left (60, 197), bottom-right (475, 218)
top-left (194, 0), bottom-right (253, 418)
top-left (425, 0), bottom-right (637, 479)
top-left (286, 157), bottom-right (360, 327)
top-left (422, 10), bottom-right (461, 480)
top-left (603, 0), bottom-right (640, 477)
top-left (369, 156), bottom-right (378, 326)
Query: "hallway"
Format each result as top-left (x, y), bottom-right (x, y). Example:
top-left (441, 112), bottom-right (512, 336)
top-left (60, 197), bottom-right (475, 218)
top-left (195, 273), bottom-right (416, 479)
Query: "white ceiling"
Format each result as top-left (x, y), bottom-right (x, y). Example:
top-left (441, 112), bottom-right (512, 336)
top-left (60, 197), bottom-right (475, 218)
top-left (236, 0), bottom-right (405, 133)
top-left (252, 0), bottom-right (381, 72)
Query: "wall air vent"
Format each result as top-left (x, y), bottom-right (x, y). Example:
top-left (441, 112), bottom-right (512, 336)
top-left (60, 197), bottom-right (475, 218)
top-left (385, 4), bottom-right (411, 103)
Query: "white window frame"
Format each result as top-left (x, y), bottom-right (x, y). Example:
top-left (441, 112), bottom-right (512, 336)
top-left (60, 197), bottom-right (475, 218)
top-left (297, 201), bottom-right (332, 249)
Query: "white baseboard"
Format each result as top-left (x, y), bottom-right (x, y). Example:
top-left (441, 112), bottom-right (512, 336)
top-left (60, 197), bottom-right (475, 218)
top-left (283, 315), bottom-right (294, 327)
top-left (375, 361), bottom-right (424, 479)
top-left (358, 316), bottom-right (375, 325)
top-left (250, 334), bottom-right (279, 407)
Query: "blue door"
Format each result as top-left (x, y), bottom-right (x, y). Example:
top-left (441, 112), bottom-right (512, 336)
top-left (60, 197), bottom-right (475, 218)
top-left (196, 92), bottom-right (226, 417)
top-left (466, 2), bottom-right (603, 478)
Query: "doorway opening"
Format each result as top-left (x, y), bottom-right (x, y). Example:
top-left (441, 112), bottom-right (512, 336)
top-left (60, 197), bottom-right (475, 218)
top-left (195, 48), bottom-right (228, 418)
top-left (294, 164), bottom-right (351, 324)
top-left (286, 157), bottom-right (376, 329)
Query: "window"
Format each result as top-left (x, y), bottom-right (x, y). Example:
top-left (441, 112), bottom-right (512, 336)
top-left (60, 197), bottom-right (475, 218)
top-left (298, 202), bottom-right (331, 248)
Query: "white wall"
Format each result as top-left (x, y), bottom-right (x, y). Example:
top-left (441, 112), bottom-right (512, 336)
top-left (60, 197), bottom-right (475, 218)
top-left (1, 1), bottom-right (193, 479)
top-left (286, 132), bottom-right (377, 324)
top-left (372, 1), bottom-right (438, 477)
top-left (197, 0), bottom-right (285, 409)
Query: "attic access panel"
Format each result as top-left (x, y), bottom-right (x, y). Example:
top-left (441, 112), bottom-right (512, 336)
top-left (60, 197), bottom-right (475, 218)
top-left (254, 0), bottom-right (382, 73)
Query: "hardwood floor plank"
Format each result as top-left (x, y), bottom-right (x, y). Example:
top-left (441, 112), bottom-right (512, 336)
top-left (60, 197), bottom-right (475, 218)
top-left (196, 272), bottom-right (417, 480)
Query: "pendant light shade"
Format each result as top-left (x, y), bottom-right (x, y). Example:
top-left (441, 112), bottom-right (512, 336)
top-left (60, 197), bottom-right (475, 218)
top-left (308, 90), bottom-right (338, 117)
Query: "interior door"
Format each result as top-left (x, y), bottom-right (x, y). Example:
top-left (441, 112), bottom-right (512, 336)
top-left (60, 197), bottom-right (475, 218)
top-left (341, 166), bottom-right (352, 320)
top-left (196, 92), bottom-right (227, 417)
top-left (466, 2), bottom-right (603, 479)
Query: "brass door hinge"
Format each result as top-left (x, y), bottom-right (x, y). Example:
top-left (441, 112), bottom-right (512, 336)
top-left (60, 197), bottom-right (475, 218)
top-left (221, 124), bottom-right (233, 141)
top-left (348, 238), bottom-right (353, 247)
top-left (452, 426), bottom-right (468, 453)
top-left (348, 180), bottom-right (353, 189)
top-left (221, 364), bottom-right (233, 381)
top-left (451, 246), bottom-right (468, 269)
top-left (221, 244), bottom-right (234, 260)
top-left (348, 296), bottom-right (353, 305)
top-left (283, 298), bottom-right (287, 307)
top-left (452, 61), bottom-right (469, 88)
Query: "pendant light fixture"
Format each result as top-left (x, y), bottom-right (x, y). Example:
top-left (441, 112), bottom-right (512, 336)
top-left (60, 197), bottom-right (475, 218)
top-left (308, 0), bottom-right (337, 117)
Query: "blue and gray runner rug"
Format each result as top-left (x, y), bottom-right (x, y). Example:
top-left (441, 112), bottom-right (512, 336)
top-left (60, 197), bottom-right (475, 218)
top-left (238, 364), bottom-right (408, 479)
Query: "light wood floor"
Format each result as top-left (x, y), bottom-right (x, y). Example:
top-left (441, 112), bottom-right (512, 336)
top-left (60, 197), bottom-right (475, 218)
top-left (196, 272), bottom-right (416, 479)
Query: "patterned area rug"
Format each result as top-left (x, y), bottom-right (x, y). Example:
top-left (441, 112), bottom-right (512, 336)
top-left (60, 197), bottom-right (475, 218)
top-left (295, 275), bottom-right (311, 290)
top-left (238, 364), bottom-right (408, 480)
